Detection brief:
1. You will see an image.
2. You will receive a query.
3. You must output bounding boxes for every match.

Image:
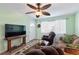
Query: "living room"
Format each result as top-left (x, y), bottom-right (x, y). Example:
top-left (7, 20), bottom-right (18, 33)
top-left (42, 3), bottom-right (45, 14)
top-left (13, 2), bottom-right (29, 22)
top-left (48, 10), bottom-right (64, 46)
top-left (0, 3), bottom-right (79, 55)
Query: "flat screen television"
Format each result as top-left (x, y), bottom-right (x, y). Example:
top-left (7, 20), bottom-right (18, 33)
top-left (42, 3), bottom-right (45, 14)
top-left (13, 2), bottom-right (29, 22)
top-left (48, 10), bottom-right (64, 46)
top-left (5, 24), bottom-right (26, 38)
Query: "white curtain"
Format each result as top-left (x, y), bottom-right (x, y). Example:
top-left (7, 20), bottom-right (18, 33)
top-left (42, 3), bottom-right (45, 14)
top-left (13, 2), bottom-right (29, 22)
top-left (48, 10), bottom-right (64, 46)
top-left (41, 19), bottom-right (66, 34)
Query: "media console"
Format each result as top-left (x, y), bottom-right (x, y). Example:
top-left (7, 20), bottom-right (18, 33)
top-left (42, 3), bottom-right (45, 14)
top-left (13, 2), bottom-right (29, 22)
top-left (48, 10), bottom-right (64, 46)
top-left (0, 35), bottom-right (26, 55)
top-left (6, 35), bottom-right (26, 52)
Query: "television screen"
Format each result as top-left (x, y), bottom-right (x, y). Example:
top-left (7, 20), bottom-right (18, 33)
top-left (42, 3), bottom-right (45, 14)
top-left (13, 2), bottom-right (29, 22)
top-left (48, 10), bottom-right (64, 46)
top-left (5, 24), bottom-right (26, 38)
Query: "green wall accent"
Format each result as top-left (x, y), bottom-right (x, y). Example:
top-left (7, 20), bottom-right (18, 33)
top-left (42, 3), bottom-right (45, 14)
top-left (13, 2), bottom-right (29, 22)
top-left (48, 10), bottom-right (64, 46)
top-left (75, 12), bottom-right (79, 36)
top-left (35, 19), bottom-right (41, 39)
top-left (66, 15), bottom-right (75, 35)
top-left (0, 9), bottom-right (34, 53)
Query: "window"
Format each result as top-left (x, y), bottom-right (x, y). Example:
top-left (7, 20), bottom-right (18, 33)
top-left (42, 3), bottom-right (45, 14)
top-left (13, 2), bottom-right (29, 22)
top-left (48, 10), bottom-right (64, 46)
top-left (41, 19), bottom-right (66, 34)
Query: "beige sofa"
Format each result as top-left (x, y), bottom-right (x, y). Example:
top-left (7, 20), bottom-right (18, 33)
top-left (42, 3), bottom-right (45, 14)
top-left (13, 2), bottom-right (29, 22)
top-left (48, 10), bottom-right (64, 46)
top-left (53, 34), bottom-right (79, 49)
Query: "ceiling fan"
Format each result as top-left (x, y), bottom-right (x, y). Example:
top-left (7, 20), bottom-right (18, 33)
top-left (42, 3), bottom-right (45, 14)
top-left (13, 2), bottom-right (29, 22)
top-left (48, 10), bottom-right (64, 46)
top-left (25, 3), bottom-right (51, 18)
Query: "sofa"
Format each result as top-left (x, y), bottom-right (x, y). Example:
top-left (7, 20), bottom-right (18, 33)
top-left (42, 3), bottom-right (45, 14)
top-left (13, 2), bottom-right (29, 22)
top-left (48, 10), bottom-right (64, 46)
top-left (25, 46), bottom-right (64, 55)
top-left (56, 34), bottom-right (79, 49)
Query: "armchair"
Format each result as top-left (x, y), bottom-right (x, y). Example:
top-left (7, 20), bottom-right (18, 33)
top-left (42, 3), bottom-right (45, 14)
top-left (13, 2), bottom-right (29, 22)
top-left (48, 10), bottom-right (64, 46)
top-left (42, 32), bottom-right (56, 46)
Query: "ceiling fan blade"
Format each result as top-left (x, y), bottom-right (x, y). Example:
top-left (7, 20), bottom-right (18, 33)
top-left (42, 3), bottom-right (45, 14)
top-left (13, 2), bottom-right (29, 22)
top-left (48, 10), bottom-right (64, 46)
top-left (41, 4), bottom-right (51, 10)
top-left (25, 11), bottom-right (35, 14)
top-left (27, 4), bottom-right (37, 10)
top-left (42, 11), bottom-right (50, 16)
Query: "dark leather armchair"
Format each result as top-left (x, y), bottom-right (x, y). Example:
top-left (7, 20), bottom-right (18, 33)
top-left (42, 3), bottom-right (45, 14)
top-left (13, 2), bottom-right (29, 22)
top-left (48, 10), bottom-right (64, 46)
top-left (42, 32), bottom-right (56, 46)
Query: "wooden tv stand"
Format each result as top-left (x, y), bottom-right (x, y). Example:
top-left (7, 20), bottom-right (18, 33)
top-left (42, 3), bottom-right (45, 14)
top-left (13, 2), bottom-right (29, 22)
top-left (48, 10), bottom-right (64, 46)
top-left (6, 35), bottom-right (26, 52)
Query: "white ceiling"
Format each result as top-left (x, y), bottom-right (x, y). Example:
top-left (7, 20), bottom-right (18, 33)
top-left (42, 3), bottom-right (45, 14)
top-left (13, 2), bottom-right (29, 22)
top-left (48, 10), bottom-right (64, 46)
top-left (0, 3), bottom-right (79, 18)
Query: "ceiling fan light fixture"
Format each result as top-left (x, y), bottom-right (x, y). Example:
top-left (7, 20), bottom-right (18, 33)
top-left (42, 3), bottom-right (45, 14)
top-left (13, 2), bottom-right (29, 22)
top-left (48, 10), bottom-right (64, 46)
top-left (35, 11), bottom-right (42, 16)
top-left (36, 15), bottom-right (40, 18)
top-left (26, 3), bottom-right (51, 18)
